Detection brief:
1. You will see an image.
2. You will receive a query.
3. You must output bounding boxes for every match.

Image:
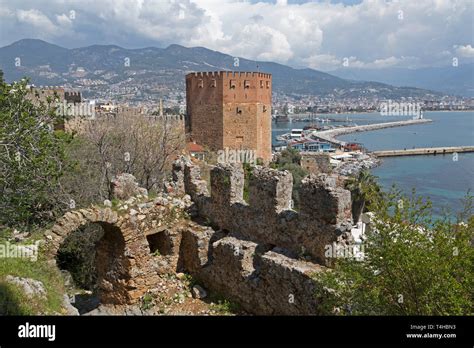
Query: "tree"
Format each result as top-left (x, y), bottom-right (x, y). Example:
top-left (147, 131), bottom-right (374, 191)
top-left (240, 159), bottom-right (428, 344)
top-left (345, 169), bottom-right (380, 223)
top-left (315, 189), bottom-right (474, 315)
top-left (61, 114), bottom-right (184, 206)
top-left (0, 77), bottom-right (70, 227)
top-left (274, 147), bottom-right (301, 166)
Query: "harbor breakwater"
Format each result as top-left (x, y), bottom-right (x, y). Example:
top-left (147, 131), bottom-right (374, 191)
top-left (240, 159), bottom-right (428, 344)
top-left (372, 146), bottom-right (474, 157)
top-left (312, 118), bottom-right (433, 146)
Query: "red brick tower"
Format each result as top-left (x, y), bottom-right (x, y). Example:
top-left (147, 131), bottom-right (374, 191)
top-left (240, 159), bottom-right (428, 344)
top-left (185, 71), bottom-right (272, 162)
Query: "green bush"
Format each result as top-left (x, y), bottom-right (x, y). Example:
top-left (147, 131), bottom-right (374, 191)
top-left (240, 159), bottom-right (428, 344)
top-left (0, 75), bottom-right (71, 228)
top-left (315, 189), bottom-right (474, 315)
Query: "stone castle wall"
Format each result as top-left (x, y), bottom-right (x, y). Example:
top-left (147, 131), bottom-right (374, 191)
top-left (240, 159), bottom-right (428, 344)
top-left (173, 157), bottom-right (353, 263)
top-left (46, 161), bottom-right (354, 315)
top-left (64, 91), bottom-right (82, 103)
top-left (170, 157), bottom-right (354, 314)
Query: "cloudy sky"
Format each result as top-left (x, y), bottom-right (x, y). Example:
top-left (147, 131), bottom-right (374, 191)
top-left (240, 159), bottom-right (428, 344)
top-left (0, 0), bottom-right (472, 70)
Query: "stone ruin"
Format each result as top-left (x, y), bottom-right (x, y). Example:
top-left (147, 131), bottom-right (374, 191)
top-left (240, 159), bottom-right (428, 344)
top-left (45, 159), bottom-right (355, 315)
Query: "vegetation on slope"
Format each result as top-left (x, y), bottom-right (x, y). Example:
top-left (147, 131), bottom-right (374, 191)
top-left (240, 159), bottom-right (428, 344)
top-left (315, 188), bottom-right (474, 315)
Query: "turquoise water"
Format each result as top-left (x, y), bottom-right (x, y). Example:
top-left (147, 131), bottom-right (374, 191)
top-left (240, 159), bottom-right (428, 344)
top-left (272, 111), bottom-right (474, 216)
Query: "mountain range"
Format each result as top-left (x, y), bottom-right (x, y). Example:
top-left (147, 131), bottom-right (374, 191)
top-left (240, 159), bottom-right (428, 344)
top-left (330, 64), bottom-right (474, 97)
top-left (0, 39), bottom-right (466, 100)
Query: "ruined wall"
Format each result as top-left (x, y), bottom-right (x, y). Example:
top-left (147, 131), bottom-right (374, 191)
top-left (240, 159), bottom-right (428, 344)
top-left (27, 86), bottom-right (65, 104)
top-left (46, 163), bottom-right (354, 315)
top-left (44, 175), bottom-right (188, 305)
top-left (169, 158), bottom-right (354, 314)
top-left (174, 158), bottom-right (353, 264)
top-left (178, 224), bottom-right (328, 315)
top-left (64, 91), bottom-right (82, 103)
top-left (300, 152), bottom-right (332, 174)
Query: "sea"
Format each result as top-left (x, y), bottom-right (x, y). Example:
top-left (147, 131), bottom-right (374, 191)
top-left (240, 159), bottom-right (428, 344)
top-left (272, 111), bottom-right (474, 218)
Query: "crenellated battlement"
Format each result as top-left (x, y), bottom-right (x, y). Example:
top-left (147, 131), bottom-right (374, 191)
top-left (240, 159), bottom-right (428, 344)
top-left (34, 86), bottom-right (65, 90)
top-left (172, 157), bottom-right (353, 264)
top-left (248, 166), bottom-right (293, 213)
top-left (64, 91), bottom-right (82, 103)
top-left (186, 71), bottom-right (272, 79)
top-left (185, 71), bottom-right (272, 92)
top-left (64, 91), bottom-right (81, 97)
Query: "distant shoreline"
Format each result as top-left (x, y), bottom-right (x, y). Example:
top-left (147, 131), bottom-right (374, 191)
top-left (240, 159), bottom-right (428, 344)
top-left (275, 109), bottom-right (474, 118)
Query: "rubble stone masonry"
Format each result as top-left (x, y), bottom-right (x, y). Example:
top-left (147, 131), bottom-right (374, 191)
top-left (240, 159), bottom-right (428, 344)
top-left (45, 160), bottom-right (355, 315)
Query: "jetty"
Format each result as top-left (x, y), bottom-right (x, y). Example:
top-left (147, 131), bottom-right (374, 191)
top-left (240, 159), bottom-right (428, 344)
top-left (311, 118), bottom-right (432, 147)
top-left (372, 146), bottom-right (474, 157)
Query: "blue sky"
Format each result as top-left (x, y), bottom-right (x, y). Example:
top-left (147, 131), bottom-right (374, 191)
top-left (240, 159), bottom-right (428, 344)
top-left (0, 0), bottom-right (472, 70)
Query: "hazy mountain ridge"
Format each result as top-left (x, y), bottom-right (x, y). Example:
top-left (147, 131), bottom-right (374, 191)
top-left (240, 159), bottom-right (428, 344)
top-left (0, 39), bottom-right (446, 99)
top-left (330, 65), bottom-right (474, 97)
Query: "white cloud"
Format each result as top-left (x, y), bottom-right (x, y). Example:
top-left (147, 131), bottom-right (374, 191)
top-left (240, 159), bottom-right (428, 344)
top-left (0, 0), bottom-right (473, 70)
top-left (370, 56), bottom-right (420, 69)
top-left (16, 9), bottom-right (59, 35)
top-left (454, 44), bottom-right (474, 58)
top-left (302, 54), bottom-right (341, 70)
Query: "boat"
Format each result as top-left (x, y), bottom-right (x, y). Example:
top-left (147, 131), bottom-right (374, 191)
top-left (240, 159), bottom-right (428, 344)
top-left (276, 133), bottom-right (291, 142)
top-left (303, 124), bottom-right (322, 131)
top-left (290, 129), bottom-right (304, 139)
top-left (273, 115), bottom-right (290, 123)
top-left (343, 142), bottom-right (363, 152)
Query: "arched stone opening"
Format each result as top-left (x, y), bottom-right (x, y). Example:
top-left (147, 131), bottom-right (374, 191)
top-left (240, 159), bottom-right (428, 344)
top-left (56, 222), bottom-right (104, 292)
top-left (56, 221), bottom-right (132, 311)
top-left (47, 208), bottom-right (134, 311)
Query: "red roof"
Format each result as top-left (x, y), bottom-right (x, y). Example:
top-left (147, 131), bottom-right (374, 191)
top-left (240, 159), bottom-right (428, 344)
top-left (186, 142), bottom-right (204, 153)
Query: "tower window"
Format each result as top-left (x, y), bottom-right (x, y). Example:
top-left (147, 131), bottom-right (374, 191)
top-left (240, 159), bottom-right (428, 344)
top-left (260, 80), bottom-right (264, 88)
top-left (266, 81), bottom-right (270, 89)
top-left (244, 80), bottom-right (250, 89)
top-left (211, 79), bottom-right (217, 88)
top-left (230, 80), bottom-right (236, 89)
top-left (236, 107), bottom-right (242, 115)
top-left (198, 79), bottom-right (204, 88)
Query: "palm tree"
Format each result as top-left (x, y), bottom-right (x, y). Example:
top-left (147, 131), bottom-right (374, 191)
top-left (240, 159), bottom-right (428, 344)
top-left (345, 169), bottom-right (380, 224)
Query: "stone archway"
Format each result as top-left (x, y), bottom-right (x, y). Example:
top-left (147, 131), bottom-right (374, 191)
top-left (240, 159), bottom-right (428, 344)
top-left (45, 207), bottom-right (136, 304)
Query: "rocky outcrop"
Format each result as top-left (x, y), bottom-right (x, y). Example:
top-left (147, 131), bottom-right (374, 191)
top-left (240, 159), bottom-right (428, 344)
top-left (4, 275), bottom-right (47, 300)
top-left (111, 173), bottom-right (148, 200)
